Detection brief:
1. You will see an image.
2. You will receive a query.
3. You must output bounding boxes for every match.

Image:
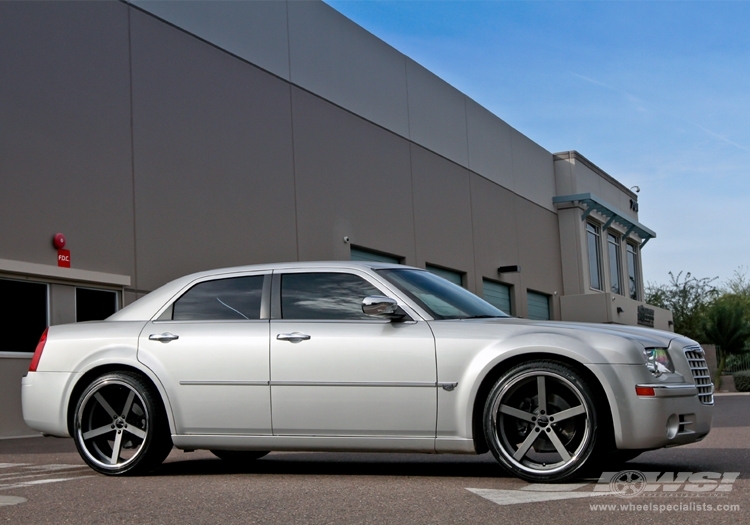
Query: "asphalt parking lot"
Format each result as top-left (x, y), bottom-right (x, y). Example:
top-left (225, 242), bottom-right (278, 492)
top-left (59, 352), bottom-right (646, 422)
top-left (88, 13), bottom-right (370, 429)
top-left (1, 394), bottom-right (748, 525)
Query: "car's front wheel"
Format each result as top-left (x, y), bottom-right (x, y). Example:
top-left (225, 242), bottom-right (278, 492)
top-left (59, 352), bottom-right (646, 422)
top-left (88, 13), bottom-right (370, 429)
top-left (483, 360), bottom-right (598, 482)
top-left (73, 371), bottom-right (172, 475)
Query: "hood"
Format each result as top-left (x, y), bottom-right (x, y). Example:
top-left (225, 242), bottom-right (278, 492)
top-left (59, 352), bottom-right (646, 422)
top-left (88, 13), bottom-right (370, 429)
top-left (476, 317), bottom-right (678, 349)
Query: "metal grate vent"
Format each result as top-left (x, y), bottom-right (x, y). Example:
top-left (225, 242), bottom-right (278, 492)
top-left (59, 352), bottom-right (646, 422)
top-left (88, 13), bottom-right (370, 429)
top-left (684, 347), bottom-right (714, 405)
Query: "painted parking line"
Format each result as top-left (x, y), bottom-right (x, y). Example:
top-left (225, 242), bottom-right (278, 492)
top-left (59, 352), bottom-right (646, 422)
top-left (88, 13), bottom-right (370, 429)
top-left (0, 495), bottom-right (27, 507)
top-left (467, 484), bottom-right (610, 506)
top-left (0, 463), bottom-right (93, 493)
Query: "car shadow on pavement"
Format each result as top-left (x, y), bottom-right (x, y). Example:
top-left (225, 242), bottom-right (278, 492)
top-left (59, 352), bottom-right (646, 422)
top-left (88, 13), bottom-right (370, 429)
top-left (153, 451), bottom-right (512, 479)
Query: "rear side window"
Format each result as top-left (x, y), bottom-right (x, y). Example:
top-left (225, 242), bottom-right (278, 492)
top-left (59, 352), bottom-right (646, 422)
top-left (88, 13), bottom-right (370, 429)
top-left (281, 273), bottom-right (381, 320)
top-left (172, 276), bottom-right (264, 321)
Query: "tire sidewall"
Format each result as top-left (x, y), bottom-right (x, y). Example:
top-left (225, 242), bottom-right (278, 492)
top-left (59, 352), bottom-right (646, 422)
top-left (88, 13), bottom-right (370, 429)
top-left (483, 360), bottom-right (598, 482)
top-left (73, 371), bottom-right (168, 476)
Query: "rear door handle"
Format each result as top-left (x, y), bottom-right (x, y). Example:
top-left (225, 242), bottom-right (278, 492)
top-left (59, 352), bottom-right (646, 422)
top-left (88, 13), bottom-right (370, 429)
top-left (149, 332), bottom-right (179, 343)
top-left (276, 332), bottom-right (311, 343)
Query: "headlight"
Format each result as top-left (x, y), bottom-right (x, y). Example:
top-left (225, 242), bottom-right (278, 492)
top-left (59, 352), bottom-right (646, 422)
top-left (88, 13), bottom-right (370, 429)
top-left (642, 347), bottom-right (675, 377)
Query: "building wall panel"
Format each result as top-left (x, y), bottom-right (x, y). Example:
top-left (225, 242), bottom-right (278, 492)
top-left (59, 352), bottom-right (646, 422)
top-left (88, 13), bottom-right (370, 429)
top-left (291, 88), bottom-right (416, 263)
top-left (131, 0), bottom-right (291, 80)
top-left (0, 0), bottom-right (135, 277)
top-left (287, 1), bottom-right (410, 139)
top-left (410, 145), bottom-right (475, 290)
top-left (130, 10), bottom-right (297, 291)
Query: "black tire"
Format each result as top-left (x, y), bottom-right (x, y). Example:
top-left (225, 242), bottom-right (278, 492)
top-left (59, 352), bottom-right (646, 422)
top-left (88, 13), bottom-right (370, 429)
top-left (211, 450), bottom-right (269, 463)
top-left (483, 360), bottom-right (598, 482)
top-left (73, 371), bottom-right (173, 476)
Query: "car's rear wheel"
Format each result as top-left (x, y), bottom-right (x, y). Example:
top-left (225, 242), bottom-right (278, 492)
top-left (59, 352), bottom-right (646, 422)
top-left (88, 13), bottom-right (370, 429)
top-left (73, 371), bottom-right (172, 475)
top-left (483, 360), bottom-right (598, 482)
top-left (210, 450), bottom-right (269, 463)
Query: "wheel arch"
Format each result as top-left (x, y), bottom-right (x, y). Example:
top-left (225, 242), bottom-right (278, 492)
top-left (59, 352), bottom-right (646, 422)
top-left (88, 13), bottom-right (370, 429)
top-left (66, 363), bottom-right (176, 438)
top-left (469, 352), bottom-right (615, 455)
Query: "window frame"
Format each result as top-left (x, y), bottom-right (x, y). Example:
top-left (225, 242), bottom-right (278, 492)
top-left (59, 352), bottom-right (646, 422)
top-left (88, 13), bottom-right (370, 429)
top-left (626, 242), bottom-right (640, 300)
top-left (586, 221), bottom-right (603, 291)
top-left (606, 232), bottom-right (622, 295)
top-left (270, 269), bottom-right (393, 322)
top-left (155, 272), bottom-right (271, 323)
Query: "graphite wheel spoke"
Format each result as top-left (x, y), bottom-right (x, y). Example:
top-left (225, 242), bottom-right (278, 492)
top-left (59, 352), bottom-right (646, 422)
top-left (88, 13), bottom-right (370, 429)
top-left (82, 424), bottom-right (114, 441)
top-left (546, 428), bottom-right (572, 462)
top-left (121, 390), bottom-right (136, 419)
top-left (537, 376), bottom-right (547, 413)
top-left (94, 392), bottom-right (118, 419)
top-left (499, 404), bottom-right (536, 422)
top-left (513, 429), bottom-right (540, 461)
top-left (125, 426), bottom-right (147, 440)
top-left (551, 405), bottom-right (585, 422)
top-left (110, 431), bottom-right (124, 465)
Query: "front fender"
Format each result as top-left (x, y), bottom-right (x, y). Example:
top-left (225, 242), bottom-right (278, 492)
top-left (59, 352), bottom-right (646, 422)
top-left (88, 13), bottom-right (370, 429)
top-left (435, 330), bottom-right (623, 444)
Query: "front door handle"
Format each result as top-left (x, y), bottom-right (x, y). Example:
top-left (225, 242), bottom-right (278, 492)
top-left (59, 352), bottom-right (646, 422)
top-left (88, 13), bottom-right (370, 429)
top-left (149, 332), bottom-right (179, 343)
top-left (276, 332), bottom-right (311, 343)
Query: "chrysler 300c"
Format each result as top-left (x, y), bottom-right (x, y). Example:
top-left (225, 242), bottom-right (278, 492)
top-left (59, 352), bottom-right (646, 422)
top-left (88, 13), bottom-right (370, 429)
top-left (22, 262), bottom-right (714, 481)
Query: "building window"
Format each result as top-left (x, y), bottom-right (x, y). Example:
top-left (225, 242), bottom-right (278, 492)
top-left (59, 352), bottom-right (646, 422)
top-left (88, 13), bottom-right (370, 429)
top-left (607, 233), bottom-right (622, 295)
top-left (527, 291), bottom-right (551, 320)
top-left (76, 288), bottom-right (119, 322)
top-left (586, 222), bottom-right (602, 291)
top-left (0, 278), bottom-right (48, 353)
top-left (482, 279), bottom-right (512, 314)
top-left (425, 265), bottom-right (464, 288)
top-left (350, 247), bottom-right (401, 264)
top-left (626, 242), bottom-right (640, 300)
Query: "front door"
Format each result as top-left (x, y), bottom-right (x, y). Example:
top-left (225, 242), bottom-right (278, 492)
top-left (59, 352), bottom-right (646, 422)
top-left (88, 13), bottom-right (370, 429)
top-left (269, 270), bottom-right (437, 437)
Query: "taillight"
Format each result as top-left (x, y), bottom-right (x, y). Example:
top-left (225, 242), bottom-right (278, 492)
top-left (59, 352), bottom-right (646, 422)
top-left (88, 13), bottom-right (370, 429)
top-left (29, 328), bottom-right (48, 372)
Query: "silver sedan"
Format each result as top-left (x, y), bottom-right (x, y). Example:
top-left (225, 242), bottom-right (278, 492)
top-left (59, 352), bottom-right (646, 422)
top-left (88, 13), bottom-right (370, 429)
top-left (21, 262), bottom-right (713, 482)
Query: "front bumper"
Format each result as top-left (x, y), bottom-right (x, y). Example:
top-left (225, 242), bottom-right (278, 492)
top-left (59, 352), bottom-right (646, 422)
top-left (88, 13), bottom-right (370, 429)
top-left (593, 364), bottom-right (713, 450)
top-left (21, 371), bottom-right (76, 437)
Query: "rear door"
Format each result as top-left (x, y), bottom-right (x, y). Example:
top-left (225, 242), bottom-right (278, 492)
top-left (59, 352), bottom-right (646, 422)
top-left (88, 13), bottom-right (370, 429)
top-left (137, 273), bottom-right (271, 435)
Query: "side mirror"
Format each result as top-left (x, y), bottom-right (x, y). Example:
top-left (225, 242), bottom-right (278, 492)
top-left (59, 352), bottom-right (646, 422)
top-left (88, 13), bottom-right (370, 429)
top-left (362, 296), bottom-right (404, 320)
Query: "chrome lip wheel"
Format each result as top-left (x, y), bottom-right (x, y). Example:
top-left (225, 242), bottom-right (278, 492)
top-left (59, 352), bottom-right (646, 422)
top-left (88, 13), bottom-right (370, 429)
top-left (75, 379), bottom-right (150, 471)
top-left (489, 370), bottom-right (592, 477)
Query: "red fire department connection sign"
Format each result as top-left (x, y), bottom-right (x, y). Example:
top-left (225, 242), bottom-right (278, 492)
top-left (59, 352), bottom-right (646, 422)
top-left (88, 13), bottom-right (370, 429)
top-left (57, 249), bottom-right (70, 268)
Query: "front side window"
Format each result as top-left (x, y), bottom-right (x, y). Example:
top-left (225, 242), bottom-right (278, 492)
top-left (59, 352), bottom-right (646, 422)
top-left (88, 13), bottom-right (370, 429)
top-left (281, 273), bottom-right (382, 320)
top-left (0, 278), bottom-right (48, 353)
top-left (626, 243), bottom-right (640, 300)
top-left (586, 222), bottom-right (602, 291)
top-left (173, 276), bottom-right (264, 320)
top-left (377, 269), bottom-right (507, 320)
top-left (607, 233), bottom-right (622, 295)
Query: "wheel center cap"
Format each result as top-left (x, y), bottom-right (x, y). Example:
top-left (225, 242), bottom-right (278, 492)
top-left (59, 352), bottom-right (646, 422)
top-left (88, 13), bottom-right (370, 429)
top-left (537, 415), bottom-right (549, 428)
top-left (115, 419), bottom-right (125, 429)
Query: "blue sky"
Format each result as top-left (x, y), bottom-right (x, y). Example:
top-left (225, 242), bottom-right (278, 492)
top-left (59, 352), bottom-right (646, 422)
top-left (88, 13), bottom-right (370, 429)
top-left (325, 0), bottom-right (750, 288)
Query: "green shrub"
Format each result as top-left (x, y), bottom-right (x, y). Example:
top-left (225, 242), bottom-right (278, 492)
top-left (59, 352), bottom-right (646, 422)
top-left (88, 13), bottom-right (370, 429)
top-left (733, 371), bottom-right (750, 392)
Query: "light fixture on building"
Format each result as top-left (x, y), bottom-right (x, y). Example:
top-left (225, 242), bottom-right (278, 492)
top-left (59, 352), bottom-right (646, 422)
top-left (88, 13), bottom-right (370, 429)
top-left (630, 186), bottom-right (640, 193)
top-left (498, 265), bottom-right (521, 274)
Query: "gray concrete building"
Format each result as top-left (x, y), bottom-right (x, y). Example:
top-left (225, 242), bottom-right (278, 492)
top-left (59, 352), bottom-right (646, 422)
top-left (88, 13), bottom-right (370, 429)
top-left (0, 0), bottom-right (671, 437)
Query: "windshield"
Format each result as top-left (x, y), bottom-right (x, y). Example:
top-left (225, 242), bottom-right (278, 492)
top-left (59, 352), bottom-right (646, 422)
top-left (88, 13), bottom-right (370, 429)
top-left (376, 269), bottom-right (509, 320)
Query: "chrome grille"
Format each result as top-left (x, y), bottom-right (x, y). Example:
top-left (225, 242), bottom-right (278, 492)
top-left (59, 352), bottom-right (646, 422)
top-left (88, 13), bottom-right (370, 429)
top-left (684, 346), bottom-right (714, 404)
